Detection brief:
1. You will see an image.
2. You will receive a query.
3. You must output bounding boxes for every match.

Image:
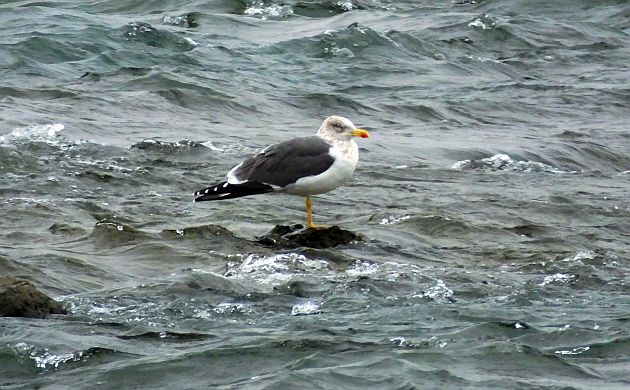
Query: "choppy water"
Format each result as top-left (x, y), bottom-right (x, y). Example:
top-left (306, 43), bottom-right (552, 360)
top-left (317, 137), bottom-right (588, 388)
top-left (1, 0), bottom-right (629, 388)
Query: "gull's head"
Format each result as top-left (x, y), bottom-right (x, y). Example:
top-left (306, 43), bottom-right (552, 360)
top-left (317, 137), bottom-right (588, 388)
top-left (317, 116), bottom-right (370, 141)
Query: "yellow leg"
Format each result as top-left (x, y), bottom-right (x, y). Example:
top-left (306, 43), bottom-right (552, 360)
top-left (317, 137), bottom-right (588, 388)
top-left (305, 195), bottom-right (318, 229)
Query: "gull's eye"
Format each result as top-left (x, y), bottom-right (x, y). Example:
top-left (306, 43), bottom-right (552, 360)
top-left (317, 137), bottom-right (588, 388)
top-left (332, 122), bottom-right (345, 132)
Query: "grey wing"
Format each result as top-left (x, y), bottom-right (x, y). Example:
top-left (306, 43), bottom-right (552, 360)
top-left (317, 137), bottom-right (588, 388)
top-left (230, 136), bottom-right (335, 187)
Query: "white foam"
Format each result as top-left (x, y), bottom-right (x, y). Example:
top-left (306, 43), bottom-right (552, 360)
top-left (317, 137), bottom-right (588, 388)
top-left (380, 261), bottom-right (426, 282)
top-left (13, 342), bottom-right (84, 370)
top-left (71, 158), bottom-right (135, 174)
top-left (244, 2), bottom-right (293, 20)
top-left (539, 273), bottom-right (575, 286)
top-left (225, 252), bottom-right (328, 286)
top-left (451, 153), bottom-right (568, 173)
top-left (337, 1), bottom-right (354, 11)
top-left (554, 346), bottom-right (590, 355)
top-left (379, 215), bottom-right (412, 225)
top-left (468, 19), bottom-right (496, 30)
top-left (291, 300), bottom-right (321, 316)
top-left (346, 260), bottom-right (379, 277)
top-left (201, 141), bottom-right (256, 155)
top-left (390, 336), bottom-right (448, 349)
top-left (163, 15), bottom-right (184, 25)
top-left (183, 37), bottom-right (199, 47)
top-left (213, 302), bottom-right (251, 315)
top-left (562, 250), bottom-right (597, 263)
top-left (32, 350), bottom-right (83, 369)
top-left (468, 14), bottom-right (497, 30)
top-left (4, 197), bottom-right (51, 205)
top-left (0, 123), bottom-right (64, 146)
top-left (413, 279), bottom-right (454, 300)
top-left (323, 45), bottom-right (355, 58)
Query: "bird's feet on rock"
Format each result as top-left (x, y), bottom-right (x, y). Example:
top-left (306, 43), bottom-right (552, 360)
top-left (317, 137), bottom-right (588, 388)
top-left (306, 222), bottom-right (328, 229)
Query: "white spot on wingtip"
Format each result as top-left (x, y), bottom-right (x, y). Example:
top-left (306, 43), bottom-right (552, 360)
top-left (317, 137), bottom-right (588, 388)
top-left (214, 187), bottom-right (218, 192)
top-left (205, 188), bottom-right (209, 194)
top-left (223, 183), bottom-right (228, 188)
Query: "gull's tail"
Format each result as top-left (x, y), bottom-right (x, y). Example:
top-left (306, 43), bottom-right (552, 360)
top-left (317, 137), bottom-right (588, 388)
top-left (193, 181), bottom-right (274, 202)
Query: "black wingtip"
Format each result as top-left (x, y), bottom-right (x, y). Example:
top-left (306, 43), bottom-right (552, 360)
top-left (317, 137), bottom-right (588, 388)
top-left (193, 181), bottom-right (274, 202)
top-left (193, 182), bottom-right (223, 202)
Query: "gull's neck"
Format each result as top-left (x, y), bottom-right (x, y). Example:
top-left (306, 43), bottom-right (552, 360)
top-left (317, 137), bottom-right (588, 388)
top-left (317, 132), bottom-right (359, 163)
top-left (317, 131), bottom-right (350, 145)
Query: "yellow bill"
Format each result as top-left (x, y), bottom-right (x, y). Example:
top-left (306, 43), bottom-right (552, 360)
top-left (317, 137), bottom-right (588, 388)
top-left (351, 128), bottom-right (370, 138)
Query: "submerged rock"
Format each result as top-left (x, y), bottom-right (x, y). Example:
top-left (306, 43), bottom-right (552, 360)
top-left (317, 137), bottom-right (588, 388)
top-left (0, 277), bottom-right (66, 318)
top-left (257, 224), bottom-right (362, 249)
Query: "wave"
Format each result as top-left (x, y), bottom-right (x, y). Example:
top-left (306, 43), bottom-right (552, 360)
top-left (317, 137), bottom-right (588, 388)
top-left (116, 330), bottom-right (211, 341)
top-left (89, 219), bottom-right (150, 245)
top-left (451, 153), bottom-right (569, 173)
top-left (78, 67), bottom-right (260, 113)
top-left (3, 343), bottom-right (136, 375)
top-left (260, 22), bottom-right (426, 60)
top-left (120, 21), bottom-right (199, 51)
top-left (236, 0), bottom-right (390, 19)
top-left (2, 36), bottom-right (98, 65)
top-left (448, 136), bottom-right (630, 174)
top-left (0, 86), bottom-right (77, 100)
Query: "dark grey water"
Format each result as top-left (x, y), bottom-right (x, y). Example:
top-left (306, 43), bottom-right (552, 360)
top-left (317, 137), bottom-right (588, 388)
top-left (1, 0), bottom-right (629, 388)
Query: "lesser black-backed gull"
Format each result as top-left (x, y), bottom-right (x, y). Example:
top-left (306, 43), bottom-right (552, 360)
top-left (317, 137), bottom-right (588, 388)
top-left (193, 116), bottom-right (370, 228)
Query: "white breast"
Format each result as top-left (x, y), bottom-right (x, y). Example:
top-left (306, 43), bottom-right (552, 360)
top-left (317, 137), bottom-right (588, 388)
top-left (283, 139), bottom-right (359, 196)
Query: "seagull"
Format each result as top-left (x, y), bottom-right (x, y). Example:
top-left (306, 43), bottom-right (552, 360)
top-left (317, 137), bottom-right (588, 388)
top-left (193, 116), bottom-right (369, 228)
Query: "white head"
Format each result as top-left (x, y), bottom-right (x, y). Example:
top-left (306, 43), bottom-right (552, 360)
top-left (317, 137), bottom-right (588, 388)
top-left (317, 116), bottom-right (370, 142)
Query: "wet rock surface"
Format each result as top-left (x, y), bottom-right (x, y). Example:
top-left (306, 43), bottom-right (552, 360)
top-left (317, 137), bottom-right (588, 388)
top-left (0, 276), bottom-right (66, 318)
top-left (256, 224), bottom-right (363, 249)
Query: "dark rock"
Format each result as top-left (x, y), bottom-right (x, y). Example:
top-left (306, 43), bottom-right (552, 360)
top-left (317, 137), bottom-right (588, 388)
top-left (161, 224), bottom-right (235, 238)
top-left (257, 224), bottom-right (362, 249)
top-left (0, 277), bottom-right (66, 318)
